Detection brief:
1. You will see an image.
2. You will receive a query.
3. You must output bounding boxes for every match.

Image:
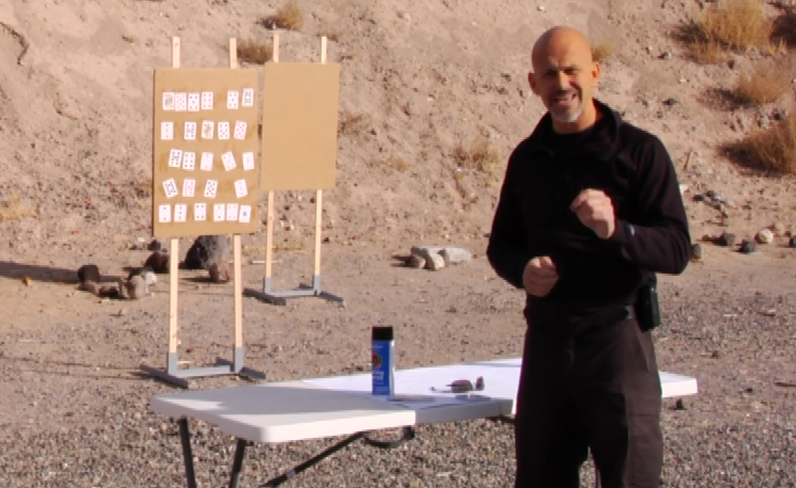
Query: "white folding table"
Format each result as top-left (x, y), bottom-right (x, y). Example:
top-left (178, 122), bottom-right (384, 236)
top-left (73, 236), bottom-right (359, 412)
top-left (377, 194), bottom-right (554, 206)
top-left (151, 358), bottom-right (698, 488)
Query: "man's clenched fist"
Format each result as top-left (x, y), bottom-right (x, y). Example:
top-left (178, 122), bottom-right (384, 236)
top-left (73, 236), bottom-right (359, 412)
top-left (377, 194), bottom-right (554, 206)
top-left (571, 189), bottom-right (616, 239)
top-left (523, 256), bottom-right (558, 297)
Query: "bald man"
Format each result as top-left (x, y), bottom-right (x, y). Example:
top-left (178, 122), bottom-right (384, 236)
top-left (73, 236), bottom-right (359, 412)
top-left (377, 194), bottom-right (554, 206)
top-left (487, 26), bottom-right (691, 487)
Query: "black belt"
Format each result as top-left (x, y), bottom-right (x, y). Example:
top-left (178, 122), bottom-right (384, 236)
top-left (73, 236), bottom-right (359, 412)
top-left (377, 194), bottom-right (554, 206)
top-left (527, 304), bottom-right (635, 331)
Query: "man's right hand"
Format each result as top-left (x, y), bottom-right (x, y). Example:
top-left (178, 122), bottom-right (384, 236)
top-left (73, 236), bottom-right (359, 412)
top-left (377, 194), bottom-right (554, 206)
top-left (522, 256), bottom-right (559, 297)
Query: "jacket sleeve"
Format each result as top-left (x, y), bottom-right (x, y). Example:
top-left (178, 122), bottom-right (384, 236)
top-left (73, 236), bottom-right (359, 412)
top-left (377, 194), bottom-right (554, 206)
top-left (487, 153), bottom-right (532, 289)
top-left (608, 135), bottom-right (692, 274)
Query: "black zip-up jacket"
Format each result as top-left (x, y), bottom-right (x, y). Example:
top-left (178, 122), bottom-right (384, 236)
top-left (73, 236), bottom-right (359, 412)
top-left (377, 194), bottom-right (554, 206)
top-left (487, 100), bottom-right (691, 323)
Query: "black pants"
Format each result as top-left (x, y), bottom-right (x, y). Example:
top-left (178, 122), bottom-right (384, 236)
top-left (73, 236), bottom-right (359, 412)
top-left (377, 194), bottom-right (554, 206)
top-left (514, 315), bottom-right (662, 488)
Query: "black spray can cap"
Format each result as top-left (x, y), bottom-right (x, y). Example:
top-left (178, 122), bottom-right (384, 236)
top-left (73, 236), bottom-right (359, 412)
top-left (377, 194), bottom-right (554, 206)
top-left (372, 326), bottom-right (394, 341)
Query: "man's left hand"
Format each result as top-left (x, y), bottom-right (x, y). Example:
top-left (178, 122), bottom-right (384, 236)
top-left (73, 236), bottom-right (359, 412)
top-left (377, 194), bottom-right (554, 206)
top-left (571, 189), bottom-right (616, 239)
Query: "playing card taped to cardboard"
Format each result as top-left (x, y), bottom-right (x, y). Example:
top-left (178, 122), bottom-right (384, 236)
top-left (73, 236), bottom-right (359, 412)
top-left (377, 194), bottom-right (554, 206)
top-left (261, 63), bottom-right (341, 191)
top-left (152, 68), bottom-right (260, 237)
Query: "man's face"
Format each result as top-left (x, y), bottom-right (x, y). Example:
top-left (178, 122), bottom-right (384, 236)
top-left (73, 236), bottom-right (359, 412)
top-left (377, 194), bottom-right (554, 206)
top-left (528, 40), bottom-right (600, 130)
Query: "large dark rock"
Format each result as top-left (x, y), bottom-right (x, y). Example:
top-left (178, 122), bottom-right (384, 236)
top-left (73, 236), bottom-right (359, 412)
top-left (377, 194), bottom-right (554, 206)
top-left (182, 235), bottom-right (231, 270)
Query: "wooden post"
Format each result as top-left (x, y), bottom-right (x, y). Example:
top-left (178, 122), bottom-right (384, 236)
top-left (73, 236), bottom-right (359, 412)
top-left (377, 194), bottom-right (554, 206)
top-left (229, 38), bottom-right (245, 369)
top-left (167, 37), bottom-right (181, 372)
top-left (264, 34), bottom-right (279, 292)
top-left (313, 37), bottom-right (328, 287)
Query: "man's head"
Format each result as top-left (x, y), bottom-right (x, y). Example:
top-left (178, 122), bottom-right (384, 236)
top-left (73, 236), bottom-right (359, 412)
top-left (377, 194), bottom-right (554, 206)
top-left (528, 26), bottom-right (601, 133)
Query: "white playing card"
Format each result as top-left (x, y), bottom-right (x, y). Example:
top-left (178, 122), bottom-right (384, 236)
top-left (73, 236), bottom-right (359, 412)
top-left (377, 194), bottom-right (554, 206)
top-left (227, 90), bottom-right (239, 109)
top-left (161, 121), bottom-right (174, 141)
top-left (234, 121), bottom-right (247, 140)
top-left (242, 152), bottom-right (255, 171)
top-left (182, 178), bottom-right (196, 197)
top-left (204, 179), bottom-right (218, 199)
top-left (200, 152), bottom-right (214, 171)
top-left (187, 93), bottom-right (200, 112)
top-left (159, 204), bottom-right (171, 223)
top-left (201, 91), bottom-right (213, 110)
top-left (174, 204), bottom-right (188, 223)
top-left (201, 120), bottom-right (214, 140)
top-left (163, 92), bottom-right (175, 111)
top-left (234, 179), bottom-right (248, 199)
top-left (168, 149), bottom-right (183, 168)
top-left (175, 92), bottom-right (187, 112)
top-left (162, 178), bottom-right (179, 199)
top-left (194, 202), bottom-right (207, 221)
top-left (239, 205), bottom-right (252, 224)
top-left (213, 203), bottom-right (226, 222)
top-left (182, 151), bottom-right (196, 171)
top-left (218, 121), bottom-right (230, 140)
top-left (184, 121), bottom-right (197, 141)
top-left (241, 88), bottom-right (255, 108)
top-left (221, 152), bottom-right (236, 171)
top-left (226, 203), bottom-right (239, 222)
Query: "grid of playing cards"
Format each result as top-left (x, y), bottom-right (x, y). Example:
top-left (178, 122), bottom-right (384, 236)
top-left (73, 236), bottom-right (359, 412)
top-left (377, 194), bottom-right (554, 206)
top-left (152, 68), bottom-right (260, 237)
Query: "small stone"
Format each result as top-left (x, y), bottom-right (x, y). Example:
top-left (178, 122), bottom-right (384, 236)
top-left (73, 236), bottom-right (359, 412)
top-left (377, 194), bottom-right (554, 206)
top-left (789, 236), bottom-right (796, 248)
top-left (659, 51), bottom-right (672, 60)
top-left (208, 262), bottom-right (231, 283)
top-left (773, 109), bottom-right (788, 121)
top-left (424, 253), bottom-right (446, 271)
top-left (125, 275), bottom-right (147, 299)
top-left (183, 235), bottom-right (231, 270)
top-left (663, 98), bottom-right (678, 106)
top-left (77, 264), bottom-right (101, 283)
top-left (674, 399), bottom-right (686, 410)
top-left (711, 350), bottom-right (721, 359)
top-left (690, 243), bottom-right (702, 261)
top-left (440, 247), bottom-right (473, 265)
top-left (770, 222), bottom-right (786, 237)
top-left (717, 232), bottom-right (736, 247)
top-left (537, 5), bottom-right (546, 11)
top-left (147, 239), bottom-right (163, 252)
top-left (756, 229), bottom-right (774, 244)
top-left (406, 254), bottom-right (426, 269)
top-left (740, 239), bottom-right (757, 254)
top-left (145, 251), bottom-right (170, 274)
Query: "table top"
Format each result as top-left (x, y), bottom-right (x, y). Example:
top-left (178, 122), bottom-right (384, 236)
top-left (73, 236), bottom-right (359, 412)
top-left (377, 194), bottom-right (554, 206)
top-left (151, 358), bottom-right (698, 444)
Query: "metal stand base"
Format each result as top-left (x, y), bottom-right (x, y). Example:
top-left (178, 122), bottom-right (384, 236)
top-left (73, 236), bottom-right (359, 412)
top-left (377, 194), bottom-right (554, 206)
top-left (176, 419), bottom-right (414, 488)
top-left (243, 275), bottom-right (343, 306)
top-left (140, 350), bottom-right (266, 389)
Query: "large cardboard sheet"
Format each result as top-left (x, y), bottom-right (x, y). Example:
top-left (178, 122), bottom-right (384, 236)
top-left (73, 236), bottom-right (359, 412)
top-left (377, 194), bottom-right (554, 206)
top-left (152, 68), bottom-right (260, 238)
top-left (261, 63), bottom-right (340, 191)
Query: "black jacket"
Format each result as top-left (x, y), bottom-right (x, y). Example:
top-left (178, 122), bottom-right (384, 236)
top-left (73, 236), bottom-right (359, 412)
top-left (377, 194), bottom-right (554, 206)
top-left (487, 100), bottom-right (691, 321)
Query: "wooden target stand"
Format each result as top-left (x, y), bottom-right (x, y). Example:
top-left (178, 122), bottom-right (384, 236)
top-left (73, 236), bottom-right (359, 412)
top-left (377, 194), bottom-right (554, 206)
top-left (244, 35), bottom-right (343, 307)
top-left (140, 38), bottom-right (266, 388)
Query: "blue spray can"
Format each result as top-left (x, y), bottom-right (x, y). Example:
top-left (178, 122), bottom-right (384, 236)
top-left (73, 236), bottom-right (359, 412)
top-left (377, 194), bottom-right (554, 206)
top-left (371, 326), bottom-right (395, 396)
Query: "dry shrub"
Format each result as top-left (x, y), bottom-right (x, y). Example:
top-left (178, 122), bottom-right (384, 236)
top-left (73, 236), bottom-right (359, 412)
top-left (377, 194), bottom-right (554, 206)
top-left (0, 190), bottom-right (33, 221)
top-left (454, 138), bottom-right (499, 173)
top-left (262, 1), bottom-right (304, 31)
top-left (696, 0), bottom-right (773, 51)
top-left (453, 138), bottom-right (502, 188)
top-left (735, 114), bottom-right (796, 174)
top-left (237, 38), bottom-right (273, 64)
top-left (591, 39), bottom-right (616, 63)
top-left (386, 155), bottom-right (410, 172)
top-left (735, 63), bottom-right (791, 105)
top-left (338, 111), bottom-right (370, 136)
top-left (690, 39), bottom-right (728, 64)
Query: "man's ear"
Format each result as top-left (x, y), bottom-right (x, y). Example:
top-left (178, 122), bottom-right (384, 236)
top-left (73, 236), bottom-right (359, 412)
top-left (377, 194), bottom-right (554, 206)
top-left (528, 71), bottom-right (539, 95)
top-left (591, 62), bottom-right (601, 86)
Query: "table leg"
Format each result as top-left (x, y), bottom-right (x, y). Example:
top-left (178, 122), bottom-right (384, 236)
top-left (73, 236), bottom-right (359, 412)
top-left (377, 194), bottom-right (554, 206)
top-left (178, 418), bottom-right (198, 488)
top-left (229, 438), bottom-right (249, 488)
top-left (260, 432), bottom-right (365, 487)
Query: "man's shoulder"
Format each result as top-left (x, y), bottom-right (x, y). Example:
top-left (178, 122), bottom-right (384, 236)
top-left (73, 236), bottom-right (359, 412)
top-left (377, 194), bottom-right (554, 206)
top-left (616, 118), bottom-right (666, 152)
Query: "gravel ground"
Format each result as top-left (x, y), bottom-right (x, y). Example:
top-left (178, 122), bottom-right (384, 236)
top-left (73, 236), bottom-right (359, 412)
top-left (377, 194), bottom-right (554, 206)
top-left (1, 245), bottom-right (795, 488)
